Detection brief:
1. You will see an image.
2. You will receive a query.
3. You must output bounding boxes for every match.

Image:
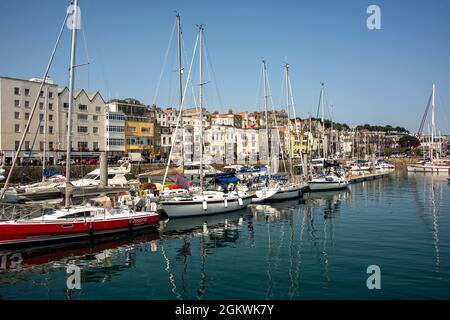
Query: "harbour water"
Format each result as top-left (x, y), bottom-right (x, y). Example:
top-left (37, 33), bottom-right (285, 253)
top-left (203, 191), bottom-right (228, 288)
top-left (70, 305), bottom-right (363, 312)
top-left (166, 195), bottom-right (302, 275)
top-left (0, 171), bottom-right (449, 300)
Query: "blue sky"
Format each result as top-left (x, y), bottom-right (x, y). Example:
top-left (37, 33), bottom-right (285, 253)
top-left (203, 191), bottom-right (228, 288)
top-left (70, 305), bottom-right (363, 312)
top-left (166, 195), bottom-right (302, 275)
top-left (1, 0), bottom-right (449, 133)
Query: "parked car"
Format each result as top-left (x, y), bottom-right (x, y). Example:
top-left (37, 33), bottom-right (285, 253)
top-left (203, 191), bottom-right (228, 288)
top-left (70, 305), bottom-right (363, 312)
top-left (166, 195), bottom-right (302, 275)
top-left (82, 159), bottom-right (99, 165)
top-left (118, 157), bottom-right (131, 164)
top-left (57, 159), bottom-right (76, 166)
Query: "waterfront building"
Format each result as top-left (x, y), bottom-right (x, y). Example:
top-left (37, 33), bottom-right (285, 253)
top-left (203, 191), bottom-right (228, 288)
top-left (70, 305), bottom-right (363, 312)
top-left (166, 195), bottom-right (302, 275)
top-left (107, 99), bottom-right (159, 158)
top-left (57, 87), bottom-right (106, 161)
top-left (104, 102), bottom-right (126, 158)
top-left (0, 76), bottom-right (59, 165)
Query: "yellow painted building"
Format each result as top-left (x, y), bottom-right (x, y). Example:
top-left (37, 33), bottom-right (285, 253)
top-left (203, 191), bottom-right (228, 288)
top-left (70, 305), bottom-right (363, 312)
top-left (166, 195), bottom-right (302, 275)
top-left (125, 118), bottom-right (160, 156)
top-left (290, 131), bottom-right (320, 156)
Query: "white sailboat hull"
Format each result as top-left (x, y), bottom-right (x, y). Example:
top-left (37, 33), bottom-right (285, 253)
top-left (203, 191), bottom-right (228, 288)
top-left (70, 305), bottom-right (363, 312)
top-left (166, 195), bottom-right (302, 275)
top-left (161, 195), bottom-right (253, 218)
top-left (255, 185), bottom-right (304, 201)
top-left (308, 179), bottom-right (349, 191)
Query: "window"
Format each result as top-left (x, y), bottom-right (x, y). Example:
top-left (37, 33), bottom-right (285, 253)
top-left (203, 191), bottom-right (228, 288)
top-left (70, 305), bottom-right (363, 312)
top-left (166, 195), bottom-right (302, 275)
top-left (39, 114), bottom-right (44, 121)
top-left (40, 141), bottom-right (44, 151)
top-left (49, 103), bottom-right (53, 110)
top-left (106, 113), bottom-right (125, 121)
top-left (93, 115), bottom-right (98, 121)
top-left (93, 127), bottom-right (99, 134)
top-left (15, 124), bottom-right (20, 133)
top-left (63, 102), bottom-right (69, 109)
top-left (14, 100), bottom-right (20, 107)
top-left (39, 102), bottom-right (44, 110)
top-left (77, 126), bottom-right (88, 133)
top-left (49, 126), bottom-right (53, 134)
top-left (24, 101), bottom-right (30, 108)
top-left (14, 88), bottom-right (20, 95)
top-left (14, 112), bottom-right (20, 119)
top-left (24, 88), bottom-right (30, 96)
top-left (25, 113), bottom-right (30, 120)
top-left (49, 115), bottom-right (53, 122)
top-left (93, 142), bottom-right (99, 150)
top-left (163, 137), bottom-right (166, 145)
top-left (77, 142), bottom-right (88, 150)
top-left (39, 91), bottom-right (44, 98)
top-left (107, 138), bottom-right (125, 146)
top-left (49, 141), bottom-right (54, 151)
top-left (128, 127), bottom-right (137, 133)
top-left (107, 126), bottom-right (124, 133)
top-left (39, 126), bottom-right (44, 134)
top-left (79, 104), bottom-right (88, 111)
top-left (78, 114), bottom-right (88, 121)
top-left (49, 92), bottom-right (53, 99)
top-left (141, 127), bottom-right (150, 133)
top-left (15, 141), bottom-right (20, 151)
top-left (96, 106), bottom-right (101, 113)
top-left (25, 141), bottom-right (30, 150)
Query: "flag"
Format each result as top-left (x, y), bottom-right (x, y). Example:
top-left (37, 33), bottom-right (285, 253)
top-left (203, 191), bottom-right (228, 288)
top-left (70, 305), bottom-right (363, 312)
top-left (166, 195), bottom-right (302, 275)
top-left (175, 174), bottom-right (191, 190)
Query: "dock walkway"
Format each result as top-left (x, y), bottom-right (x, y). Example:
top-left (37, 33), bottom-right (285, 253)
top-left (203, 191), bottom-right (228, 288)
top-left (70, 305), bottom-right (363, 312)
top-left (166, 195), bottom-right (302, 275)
top-left (348, 171), bottom-right (393, 184)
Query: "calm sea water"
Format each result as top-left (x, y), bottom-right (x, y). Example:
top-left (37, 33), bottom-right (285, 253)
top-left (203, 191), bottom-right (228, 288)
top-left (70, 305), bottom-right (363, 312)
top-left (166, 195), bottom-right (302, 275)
top-left (1, 171), bottom-right (449, 300)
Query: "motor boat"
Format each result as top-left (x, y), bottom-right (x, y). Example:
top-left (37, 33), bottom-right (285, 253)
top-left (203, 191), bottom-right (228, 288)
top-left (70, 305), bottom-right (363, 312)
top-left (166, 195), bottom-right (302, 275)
top-left (183, 161), bottom-right (223, 179)
top-left (375, 161), bottom-right (395, 170)
top-left (70, 162), bottom-right (132, 187)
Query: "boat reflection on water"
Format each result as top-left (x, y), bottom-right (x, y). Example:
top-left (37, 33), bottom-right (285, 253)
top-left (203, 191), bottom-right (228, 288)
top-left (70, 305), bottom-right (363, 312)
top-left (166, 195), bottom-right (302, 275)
top-left (305, 190), bottom-right (351, 218)
top-left (410, 174), bottom-right (444, 272)
top-left (249, 199), bottom-right (301, 222)
top-left (159, 211), bottom-right (253, 300)
top-left (0, 230), bottom-right (160, 297)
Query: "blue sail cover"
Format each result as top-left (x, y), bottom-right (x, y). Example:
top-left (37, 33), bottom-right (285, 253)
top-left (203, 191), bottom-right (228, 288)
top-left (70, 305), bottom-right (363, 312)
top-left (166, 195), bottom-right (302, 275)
top-left (216, 175), bottom-right (240, 184)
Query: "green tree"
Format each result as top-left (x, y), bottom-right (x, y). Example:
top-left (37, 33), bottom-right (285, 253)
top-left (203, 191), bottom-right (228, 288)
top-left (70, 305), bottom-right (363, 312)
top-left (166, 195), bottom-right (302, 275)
top-left (399, 135), bottom-right (420, 149)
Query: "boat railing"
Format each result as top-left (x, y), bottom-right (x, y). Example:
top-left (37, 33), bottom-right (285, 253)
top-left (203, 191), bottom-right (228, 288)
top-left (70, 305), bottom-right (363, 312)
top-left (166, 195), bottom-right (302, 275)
top-left (0, 203), bottom-right (46, 221)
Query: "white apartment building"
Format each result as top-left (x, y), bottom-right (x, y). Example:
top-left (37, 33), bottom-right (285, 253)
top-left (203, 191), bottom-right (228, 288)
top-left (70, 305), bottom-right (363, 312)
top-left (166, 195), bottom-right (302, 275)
top-left (105, 102), bottom-right (126, 157)
top-left (57, 88), bottom-right (106, 159)
top-left (0, 76), bottom-right (59, 165)
top-left (236, 128), bottom-right (259, 164)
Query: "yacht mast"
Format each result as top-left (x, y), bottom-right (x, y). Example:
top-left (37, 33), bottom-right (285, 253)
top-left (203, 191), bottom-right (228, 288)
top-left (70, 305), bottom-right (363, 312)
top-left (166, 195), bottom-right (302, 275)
top-left (284, 63), bottom-right (293, 176)
top-left (42, 87), bottom-right (49, 181)
top-left (262, 60), bottom-right (271, 173)
top-left (176, 13), bottom-right (184, 166)
top-left (320, 83), bottom-right (326, 159)
top-left (431, 83), bottom-right (435, 162)
top-left (65, 0), bottom-right (79, 207)
top-left (199, 25), bottom-right (204, 191)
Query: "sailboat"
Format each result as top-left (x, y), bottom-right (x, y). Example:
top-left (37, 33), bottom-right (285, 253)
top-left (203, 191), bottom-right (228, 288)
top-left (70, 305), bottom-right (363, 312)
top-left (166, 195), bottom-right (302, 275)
top-left (254, 61), bottom-right (306, 202)
top-left (160, 25), bottom-right (253, 218)
top-left (0, 0), bottom-right (159, 249)
top-left (407, 84), bottom-right (450, 173)
top-left (308, 83), bottom-right (349, 191)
